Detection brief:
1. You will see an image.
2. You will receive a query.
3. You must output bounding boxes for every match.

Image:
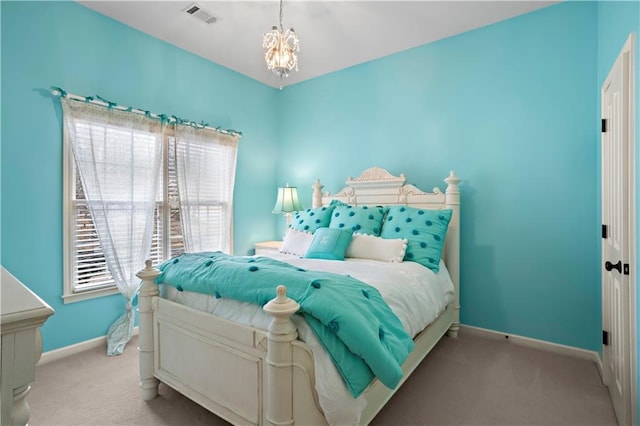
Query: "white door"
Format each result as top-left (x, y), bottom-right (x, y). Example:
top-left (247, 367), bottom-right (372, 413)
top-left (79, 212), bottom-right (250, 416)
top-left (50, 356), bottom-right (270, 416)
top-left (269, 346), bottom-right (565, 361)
top-left (601, 35), bottom-right (634, 426)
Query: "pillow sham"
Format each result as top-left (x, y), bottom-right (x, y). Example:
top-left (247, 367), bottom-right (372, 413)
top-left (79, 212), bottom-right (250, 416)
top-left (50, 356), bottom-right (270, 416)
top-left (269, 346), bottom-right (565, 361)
top-left (380, 206), bottom-right (452, 273)
top-left (345, 233), bottom-right (407, 262)
top-left (280, 228), bottom-right (314, 257)
top-left (304, 227), bottom-right (354, 261)
top-left (329, 205), bottom-right (387, 236)
top-left (290, 205), bottom-right (335, 233)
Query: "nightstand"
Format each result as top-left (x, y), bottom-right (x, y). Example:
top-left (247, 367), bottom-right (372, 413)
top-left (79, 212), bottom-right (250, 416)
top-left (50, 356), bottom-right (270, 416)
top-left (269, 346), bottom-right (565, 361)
top-left (254, 240), bottom-right (282, 255)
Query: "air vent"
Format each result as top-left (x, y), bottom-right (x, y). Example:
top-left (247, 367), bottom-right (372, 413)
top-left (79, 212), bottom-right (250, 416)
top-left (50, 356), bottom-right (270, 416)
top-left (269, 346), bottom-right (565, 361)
top-left (182, 3), bottom-right (219, 24)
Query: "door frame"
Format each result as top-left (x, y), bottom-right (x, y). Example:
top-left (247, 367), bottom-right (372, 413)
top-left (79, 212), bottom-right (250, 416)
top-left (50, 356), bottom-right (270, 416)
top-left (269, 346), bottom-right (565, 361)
top-left (625, 32), bottom-right (637, 426)
top-left (601, 32), bottom-right (636, 426)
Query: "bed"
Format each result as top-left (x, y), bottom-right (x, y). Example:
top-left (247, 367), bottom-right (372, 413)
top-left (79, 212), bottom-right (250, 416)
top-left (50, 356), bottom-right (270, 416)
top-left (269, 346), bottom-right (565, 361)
top-left (136, 166), bottom-right (461, 425)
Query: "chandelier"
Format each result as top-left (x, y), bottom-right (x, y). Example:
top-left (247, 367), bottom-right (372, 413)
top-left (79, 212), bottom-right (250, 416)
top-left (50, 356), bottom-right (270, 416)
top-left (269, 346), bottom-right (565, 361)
top-left (263, 0), bottom-right (299, 89)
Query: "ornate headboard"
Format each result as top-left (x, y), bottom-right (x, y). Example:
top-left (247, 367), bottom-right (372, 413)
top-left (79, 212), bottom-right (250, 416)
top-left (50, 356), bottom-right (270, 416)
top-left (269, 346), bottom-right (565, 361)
top-left (311, 167), bottom-right (461, 322)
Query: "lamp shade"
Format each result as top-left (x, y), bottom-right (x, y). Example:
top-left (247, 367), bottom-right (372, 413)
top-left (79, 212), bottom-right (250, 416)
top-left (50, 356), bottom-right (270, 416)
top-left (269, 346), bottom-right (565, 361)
top-left (272, 185), bottom-right (302, 214)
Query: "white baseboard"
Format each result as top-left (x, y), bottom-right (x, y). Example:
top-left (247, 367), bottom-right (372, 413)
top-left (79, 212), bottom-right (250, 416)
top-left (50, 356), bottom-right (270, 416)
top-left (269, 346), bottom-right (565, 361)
top-left (40, 324), bottom-right (604, 380)
top-left (459, 324), bottom-right (604, 379)
top-left (38, 326), bottom-right (139, 366)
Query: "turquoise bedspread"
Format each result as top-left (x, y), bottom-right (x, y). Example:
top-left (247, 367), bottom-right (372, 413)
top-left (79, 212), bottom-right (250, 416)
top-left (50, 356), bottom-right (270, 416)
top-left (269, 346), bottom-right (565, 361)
top-left (155, 252), bottom-right (414, 397)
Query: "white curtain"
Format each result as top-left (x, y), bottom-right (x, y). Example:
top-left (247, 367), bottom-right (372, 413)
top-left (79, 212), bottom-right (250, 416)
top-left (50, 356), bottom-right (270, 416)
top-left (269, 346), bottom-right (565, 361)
top-left (62, 99), bottom-right (163, 356)
top-left (174, 125), bottom-right (239, 253)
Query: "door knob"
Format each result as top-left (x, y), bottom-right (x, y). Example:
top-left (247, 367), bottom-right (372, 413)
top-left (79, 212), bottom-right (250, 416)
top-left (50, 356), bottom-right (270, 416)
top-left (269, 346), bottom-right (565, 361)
top-left (605, 260), bottom-right (622, 273)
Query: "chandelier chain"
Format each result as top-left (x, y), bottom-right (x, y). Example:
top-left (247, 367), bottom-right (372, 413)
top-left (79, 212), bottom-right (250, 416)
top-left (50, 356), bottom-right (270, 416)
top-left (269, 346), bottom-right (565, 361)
top-left (279, 0), bottom-right (284, 31)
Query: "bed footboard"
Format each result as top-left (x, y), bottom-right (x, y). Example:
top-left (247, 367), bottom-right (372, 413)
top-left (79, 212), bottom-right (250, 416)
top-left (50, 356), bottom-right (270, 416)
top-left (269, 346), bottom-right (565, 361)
top-left (135, 261), bottom-right (326, 426)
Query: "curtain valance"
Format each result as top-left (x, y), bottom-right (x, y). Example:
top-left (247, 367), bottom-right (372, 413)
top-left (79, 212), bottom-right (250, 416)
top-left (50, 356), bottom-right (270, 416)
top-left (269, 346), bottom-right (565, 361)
top-left (51, 86), bottom-right (242, 137)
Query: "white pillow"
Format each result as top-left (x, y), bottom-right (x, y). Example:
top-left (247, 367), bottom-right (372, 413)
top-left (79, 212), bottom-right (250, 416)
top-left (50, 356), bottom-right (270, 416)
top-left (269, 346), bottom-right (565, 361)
top-left (345, 233), bottom-right (407, 262)
top-left (280, 228), bottom-right (314, 257)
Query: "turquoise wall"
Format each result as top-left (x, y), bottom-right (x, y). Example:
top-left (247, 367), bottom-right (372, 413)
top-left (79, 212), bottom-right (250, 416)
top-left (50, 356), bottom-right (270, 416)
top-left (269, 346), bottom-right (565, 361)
top-left (597, 0), bottom-right (640, 421)
top-left (0, 1), bottom-right (280, 351)
top-left (277, 2), bottom-right (600, 351)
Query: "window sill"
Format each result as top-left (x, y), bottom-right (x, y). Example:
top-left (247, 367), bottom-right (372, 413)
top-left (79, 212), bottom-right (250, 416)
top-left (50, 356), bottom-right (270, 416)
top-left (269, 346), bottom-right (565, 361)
top-left (62, 286), bottom-right (120, 304)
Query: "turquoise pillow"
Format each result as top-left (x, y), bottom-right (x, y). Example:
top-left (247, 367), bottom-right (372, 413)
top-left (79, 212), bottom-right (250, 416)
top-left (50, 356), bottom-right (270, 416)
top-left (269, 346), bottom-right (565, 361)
top-left (304, 228), bottom-right (354, 260)
top-left (329, 199), bottom-right (348, 207)
top-left (329, 205), bottom-right (388, 236)
top-left (290, 205), bottom-right (335, 233)
top-left (380, 207), bottom-right (452, 272)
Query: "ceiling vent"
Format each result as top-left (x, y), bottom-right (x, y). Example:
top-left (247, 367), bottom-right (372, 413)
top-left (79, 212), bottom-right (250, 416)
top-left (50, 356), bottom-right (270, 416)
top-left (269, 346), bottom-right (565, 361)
top-left (182, 3), bottom-right (219, 24)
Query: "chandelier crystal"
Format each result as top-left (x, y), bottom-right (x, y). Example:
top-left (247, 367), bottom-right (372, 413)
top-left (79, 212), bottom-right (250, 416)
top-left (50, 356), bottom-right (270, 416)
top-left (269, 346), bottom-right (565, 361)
top-left (263, 0), bottom-right (299, 89)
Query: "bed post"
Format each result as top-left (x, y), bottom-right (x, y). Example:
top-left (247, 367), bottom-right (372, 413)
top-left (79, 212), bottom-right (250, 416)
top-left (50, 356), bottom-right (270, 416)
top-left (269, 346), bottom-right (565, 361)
top-left (312, 179), bottom-right (324, 209)
top-left (444, 171), bottom-right (461, 338)
top-left (263, 285), bottom-right (300, 426)
top-left (136, 260), bottom-right (161, 401)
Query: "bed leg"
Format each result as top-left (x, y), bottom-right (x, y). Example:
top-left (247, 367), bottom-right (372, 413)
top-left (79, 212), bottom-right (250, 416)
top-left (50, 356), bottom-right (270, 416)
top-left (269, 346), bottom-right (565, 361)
top-left (447, 322), bottom-right (460, 338)
top-left (136, 260), bottom-right (161, 401)
top-left (263, 285), bottom-right (301, 426)
top-left (447, 303), bottom-right (461, 338)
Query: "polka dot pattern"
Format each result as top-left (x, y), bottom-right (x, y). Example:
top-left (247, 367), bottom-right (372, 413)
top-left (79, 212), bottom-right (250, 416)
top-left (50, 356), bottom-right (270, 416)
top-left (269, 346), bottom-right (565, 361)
top-left (290, 205), bottom-right (335, 233)
top-left (329, 205), bottom-right (388, 236)
top-left (380, 206), bottom-right (452, 273)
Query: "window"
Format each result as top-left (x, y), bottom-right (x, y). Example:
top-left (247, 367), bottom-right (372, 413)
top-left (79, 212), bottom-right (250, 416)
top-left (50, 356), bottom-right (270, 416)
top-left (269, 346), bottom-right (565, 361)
top-left (63, 104), bottom-right (238, 303)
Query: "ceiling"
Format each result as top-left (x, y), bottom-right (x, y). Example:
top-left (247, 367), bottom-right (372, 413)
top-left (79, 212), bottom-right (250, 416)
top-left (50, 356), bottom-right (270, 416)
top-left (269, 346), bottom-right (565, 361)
top-left (78, 1), bottom-right (558, 89)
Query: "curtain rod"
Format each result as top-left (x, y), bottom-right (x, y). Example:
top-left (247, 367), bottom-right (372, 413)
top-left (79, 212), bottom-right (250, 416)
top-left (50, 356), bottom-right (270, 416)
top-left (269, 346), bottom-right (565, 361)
top-left (50, 86), bottom-right (242, 137)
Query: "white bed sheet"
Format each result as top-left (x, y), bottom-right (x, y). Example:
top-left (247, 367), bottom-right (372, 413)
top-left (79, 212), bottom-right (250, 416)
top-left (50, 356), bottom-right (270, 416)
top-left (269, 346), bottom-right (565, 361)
top-left (160, 254), bottom-right (454, 425)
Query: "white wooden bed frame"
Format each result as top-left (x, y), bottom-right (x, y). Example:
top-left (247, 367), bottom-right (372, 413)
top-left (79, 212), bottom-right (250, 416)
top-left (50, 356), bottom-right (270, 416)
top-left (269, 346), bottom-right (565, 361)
top-left (136, 167), bottom-right (461, 425)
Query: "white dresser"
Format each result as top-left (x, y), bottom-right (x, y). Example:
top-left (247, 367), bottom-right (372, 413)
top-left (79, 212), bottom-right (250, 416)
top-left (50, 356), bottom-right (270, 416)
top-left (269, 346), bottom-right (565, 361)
top-left (1, 267), bottom-right (54, 426)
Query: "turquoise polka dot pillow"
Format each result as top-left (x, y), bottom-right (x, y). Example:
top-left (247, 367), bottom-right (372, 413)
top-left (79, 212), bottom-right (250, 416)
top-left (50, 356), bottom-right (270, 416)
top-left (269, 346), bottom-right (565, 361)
top-left (380, 206), bottom-right (452, 272)
top-left (329, 205), bottom-right (388, 236)
top-left (290, 205), bottom-right (335, 233)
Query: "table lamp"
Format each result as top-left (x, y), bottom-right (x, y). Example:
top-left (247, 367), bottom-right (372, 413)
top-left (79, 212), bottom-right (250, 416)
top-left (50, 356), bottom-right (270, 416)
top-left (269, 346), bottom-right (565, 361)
top-left (272, 184), bottom-right (303, 235)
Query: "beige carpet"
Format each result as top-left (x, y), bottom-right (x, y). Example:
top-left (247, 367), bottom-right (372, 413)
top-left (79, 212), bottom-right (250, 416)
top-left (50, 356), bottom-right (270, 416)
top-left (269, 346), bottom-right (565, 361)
top-left (28, 332), bottom-right (617, 426)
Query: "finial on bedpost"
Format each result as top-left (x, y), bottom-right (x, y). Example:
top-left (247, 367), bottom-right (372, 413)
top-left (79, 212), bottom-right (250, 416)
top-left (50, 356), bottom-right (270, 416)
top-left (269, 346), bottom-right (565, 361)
top-left (138, 259), bottom-right (160, 280)
top-left (263, 285), bottom-right (300, 426)
top-left (312, 179), bottom-right (324, 209)
top-left (264, 285), bottom-right (300, 318)
top-left (276, 285), bottom-right (287, 301)
top-left (444, 171), bottom-right (461, 203)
